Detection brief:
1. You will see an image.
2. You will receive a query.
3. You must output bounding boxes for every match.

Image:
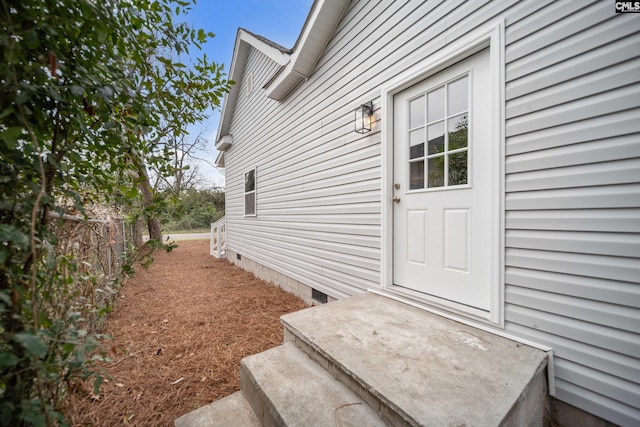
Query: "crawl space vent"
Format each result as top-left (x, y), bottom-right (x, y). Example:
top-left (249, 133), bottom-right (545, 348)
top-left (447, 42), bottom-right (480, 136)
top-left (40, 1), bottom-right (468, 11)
top-left (312, 288), bottom-right (328, 304)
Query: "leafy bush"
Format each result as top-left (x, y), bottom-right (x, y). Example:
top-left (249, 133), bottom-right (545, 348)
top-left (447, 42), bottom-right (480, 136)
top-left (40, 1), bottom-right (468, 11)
top-left (159, 187), bottom-right (225, 231)
top-left (0, 0), bottom-right (230, 424)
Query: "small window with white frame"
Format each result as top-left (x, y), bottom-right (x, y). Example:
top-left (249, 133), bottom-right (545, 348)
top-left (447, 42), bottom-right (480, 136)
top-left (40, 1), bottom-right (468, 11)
top-left (244, 167), bottom-right (256, 216)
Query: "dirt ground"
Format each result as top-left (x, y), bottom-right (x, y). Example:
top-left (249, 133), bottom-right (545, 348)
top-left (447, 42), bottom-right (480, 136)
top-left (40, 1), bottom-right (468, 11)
top-left (67, 239), bottom-right (307, 426)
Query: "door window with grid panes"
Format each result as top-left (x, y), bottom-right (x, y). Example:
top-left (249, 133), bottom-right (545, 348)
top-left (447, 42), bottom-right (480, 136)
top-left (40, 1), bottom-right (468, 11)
top-left (408, 75), bottom-right (469, 190)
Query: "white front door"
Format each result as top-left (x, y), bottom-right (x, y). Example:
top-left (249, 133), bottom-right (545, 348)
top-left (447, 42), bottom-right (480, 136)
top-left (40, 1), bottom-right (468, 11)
top-left (392, 48), bottom-right (497, 314)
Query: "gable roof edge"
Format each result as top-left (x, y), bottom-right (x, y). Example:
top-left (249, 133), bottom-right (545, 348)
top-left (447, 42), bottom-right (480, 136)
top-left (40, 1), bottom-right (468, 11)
top-left (237, 28), bottom-right (292, 65)
top-left (216, 29), bottom-right (292, 143)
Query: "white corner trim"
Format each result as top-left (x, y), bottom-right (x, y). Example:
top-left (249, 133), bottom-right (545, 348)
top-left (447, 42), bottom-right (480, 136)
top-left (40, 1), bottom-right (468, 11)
top-left (216, 134), bottom-right (233, 151)
top-left (380, 20), bottom-right (506, 325)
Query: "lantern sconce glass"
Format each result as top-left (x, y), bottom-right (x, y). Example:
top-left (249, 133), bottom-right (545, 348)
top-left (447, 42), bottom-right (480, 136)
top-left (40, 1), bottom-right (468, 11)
top-left (354, 101), bottom-right (373, 134)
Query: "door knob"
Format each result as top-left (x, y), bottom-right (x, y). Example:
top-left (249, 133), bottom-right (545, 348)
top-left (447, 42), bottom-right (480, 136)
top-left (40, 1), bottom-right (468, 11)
top-left (393, 196), bottom-right (401, 203)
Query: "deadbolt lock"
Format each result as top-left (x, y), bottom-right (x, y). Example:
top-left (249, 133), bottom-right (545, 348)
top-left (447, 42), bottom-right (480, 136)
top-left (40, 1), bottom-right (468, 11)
top-left (394, 183), bottom-right (400, 190)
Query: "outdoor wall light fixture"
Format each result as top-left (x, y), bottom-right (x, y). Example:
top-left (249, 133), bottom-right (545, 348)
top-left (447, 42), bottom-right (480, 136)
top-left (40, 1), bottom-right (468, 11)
top-left (354, 101), bottom-right (373, 134)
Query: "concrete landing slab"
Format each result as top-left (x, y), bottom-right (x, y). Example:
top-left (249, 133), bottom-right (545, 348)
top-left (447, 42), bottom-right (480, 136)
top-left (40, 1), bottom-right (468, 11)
top-left (241, 341), bottom-right (389, 427)
top-left (174, 391), bottom-right (260, 427)
top-left (281, 293), bottom-right (548, 427)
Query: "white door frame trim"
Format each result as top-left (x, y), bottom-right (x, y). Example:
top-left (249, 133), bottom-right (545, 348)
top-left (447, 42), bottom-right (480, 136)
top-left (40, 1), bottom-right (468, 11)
top-left (380, 20), bottom-right (506, 326)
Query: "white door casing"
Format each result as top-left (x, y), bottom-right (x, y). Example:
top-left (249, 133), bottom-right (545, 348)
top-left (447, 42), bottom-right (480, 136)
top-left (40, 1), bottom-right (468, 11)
top-left (381, 23), bottom-right (503, 323)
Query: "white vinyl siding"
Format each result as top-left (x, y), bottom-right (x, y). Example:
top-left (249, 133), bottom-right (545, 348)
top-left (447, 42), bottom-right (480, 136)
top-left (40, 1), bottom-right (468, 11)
top-left (225, 41), bottom-right (382, 297)
top-left (222, 1), bottom-right (639, 425)
top-left (502, 1), bottom-right (640, 425)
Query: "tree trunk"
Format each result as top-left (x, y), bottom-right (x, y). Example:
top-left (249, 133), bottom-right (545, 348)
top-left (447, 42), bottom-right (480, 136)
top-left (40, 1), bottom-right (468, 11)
top-left (146, 213), bottom-right (163, 241)
top-left (131, 155), bottom-right (163, 241)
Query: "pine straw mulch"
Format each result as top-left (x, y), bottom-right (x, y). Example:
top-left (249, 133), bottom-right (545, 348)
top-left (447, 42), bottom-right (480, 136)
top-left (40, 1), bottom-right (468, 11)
top-left (66, 239), bottom-right (308, 426)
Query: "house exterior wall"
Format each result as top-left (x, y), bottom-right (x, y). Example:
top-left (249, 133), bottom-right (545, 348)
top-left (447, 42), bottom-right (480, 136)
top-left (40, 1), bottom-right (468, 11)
top-left (222, 1), bottom-right (640, 425)
top-left (225, 31), bottom-right (383, 299)
top-left (500, 2), bottom-right (640, 425)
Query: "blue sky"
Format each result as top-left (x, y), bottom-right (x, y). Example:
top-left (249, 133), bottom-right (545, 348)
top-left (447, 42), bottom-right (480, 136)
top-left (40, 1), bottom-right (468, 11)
top-left (178, 0), bottom-right (314, 187)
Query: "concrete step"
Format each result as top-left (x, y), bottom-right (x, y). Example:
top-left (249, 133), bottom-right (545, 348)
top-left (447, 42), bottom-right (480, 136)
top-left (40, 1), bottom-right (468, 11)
top-left (241, 341), bottom-right (389, 427)
top-left (174, 391), bottom-right (260, 427)
top-left (280, 293), bottom-right (549, 427)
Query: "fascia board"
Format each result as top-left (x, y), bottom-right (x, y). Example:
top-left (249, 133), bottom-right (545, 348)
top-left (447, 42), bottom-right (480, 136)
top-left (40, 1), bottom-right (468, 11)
top-left (265, 0), bottom-right (349, 101)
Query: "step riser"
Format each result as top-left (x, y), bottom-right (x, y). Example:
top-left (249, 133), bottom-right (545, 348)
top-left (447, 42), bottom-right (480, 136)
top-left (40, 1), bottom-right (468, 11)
top-left (241, 342), bottom-right (389, 427)
top-left (240, 360), bottom-right (283, 427)
top-left (283, 327), bottom-right (413, 427)
top-left (501, 365), bottom-right (548, 427)
top-left (173, 391), bottom-right (260, 427)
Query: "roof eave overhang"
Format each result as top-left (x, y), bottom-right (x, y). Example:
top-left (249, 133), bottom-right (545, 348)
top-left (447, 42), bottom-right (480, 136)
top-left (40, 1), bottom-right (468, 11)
top-left (214, 0), bottom-right (349, 149)
top-left (215, 150), bottom-right (225, 169)
top-left (265, 0), bottom-right (350, 101)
